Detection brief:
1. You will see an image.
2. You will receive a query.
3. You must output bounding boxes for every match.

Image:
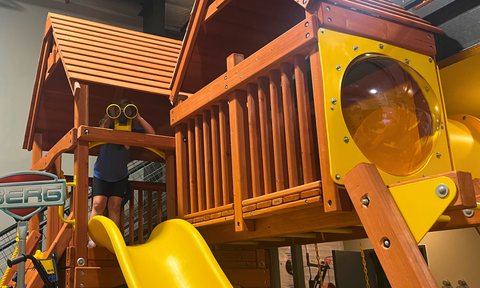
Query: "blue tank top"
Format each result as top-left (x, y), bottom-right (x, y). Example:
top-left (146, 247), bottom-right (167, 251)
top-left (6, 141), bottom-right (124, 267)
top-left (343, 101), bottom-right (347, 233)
top-left (93, 126), bottom-right (144, 182)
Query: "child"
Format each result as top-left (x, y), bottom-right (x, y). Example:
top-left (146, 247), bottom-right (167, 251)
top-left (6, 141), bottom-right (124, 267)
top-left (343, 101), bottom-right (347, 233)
top-left (88, 99), bottom-right (155, 247)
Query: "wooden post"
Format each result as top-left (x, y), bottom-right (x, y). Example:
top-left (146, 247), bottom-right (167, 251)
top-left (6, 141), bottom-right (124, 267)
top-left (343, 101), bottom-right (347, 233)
top-left (211, 106), bottom-right (223, 207)
top-left (258, 77), bottom-right (275, 194)
top-left (219, 101), bottom-right (233, 205)
top-left (166, 150), bottom-right (177, 219)
top-left (343, 163), bottom-right (438, 288)
top-left (247, 83), bottom-right (264, 198)
top-left (229, 90), bottom-right (254, 232)
top-left (30, 133), bottom-right (42, 248)
top-left (46, 156), bottom-right (62, 249)
top-left (73, 82), bottom-right (89, 265)
top-left (175, 124), bottom-right (188, 218)
top-left (309, 47), bottom-right (350, 212)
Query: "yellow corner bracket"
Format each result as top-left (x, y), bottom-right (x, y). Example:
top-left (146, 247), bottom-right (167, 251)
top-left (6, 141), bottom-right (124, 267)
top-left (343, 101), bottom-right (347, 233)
top-left (389, 176), bottom-right (457, 243)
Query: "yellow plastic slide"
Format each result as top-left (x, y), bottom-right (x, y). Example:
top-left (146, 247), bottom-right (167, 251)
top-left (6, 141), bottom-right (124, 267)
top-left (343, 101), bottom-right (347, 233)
top-left (88, 216), bottom-right (233, 288)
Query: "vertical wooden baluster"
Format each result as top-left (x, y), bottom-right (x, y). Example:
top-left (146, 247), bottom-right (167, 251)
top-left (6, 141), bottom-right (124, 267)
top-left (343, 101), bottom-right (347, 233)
top-left (195, 115), bottom-right (206, 211)
top-left (203, 110), bottom-right (214, 209)
top-left (188, 119), bottom-right (198, 213)
top-left (157, 191), bottom-right (163, 225)
top-left (129, 190), bottom-right (135, 245)
top-left (294, 54), bottom-right (318, 184)
top-left (166, 150), bottom-right (177, 219)
top-left (281, 63), bottom-right (302, 188)
top-left (175, 125), bottom-right (189, 217)
top-left (269, 70), bottom-right (289, 191)
top-left (211, 106), bottom-right (223, 207)
top-left (257, 77), bottom-right (275, 194)
top-left (247, 83), bottom-right (264, 198)
top-left (138, 190), bottom-right (144, 244)
top-left (148, 190), bottom-right (153, 236)
top-left (120, 207), bottom-right (125, 237)
top-left (219, 101), bottom-right (233, 205)
top-left (229, 90), bottom-right (254, 232)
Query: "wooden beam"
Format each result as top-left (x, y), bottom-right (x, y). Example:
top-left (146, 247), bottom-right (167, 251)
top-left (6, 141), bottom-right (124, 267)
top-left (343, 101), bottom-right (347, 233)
top-left (343, 163), bottom-right (437, 288)
top-left (243, 180), bottom-right (321, 206)
top-left (170, 16), bottom-right (317, 124)
top-left (204, 0), bottom-right (233, 22)
top-left (47, 156), bottom-right (62, 249)
top-left (31, 128), bottom-right (77, 171)
top-left (74, 267), bottom-right (126, 288)
top-left (29, 133), bottom-right (42, 246)
top-left (175, 124), bottom-right (189, 218)
top-left (77, 126), bottom-right (175, 150)
top-left (170, 0), bottom-right (209, 102)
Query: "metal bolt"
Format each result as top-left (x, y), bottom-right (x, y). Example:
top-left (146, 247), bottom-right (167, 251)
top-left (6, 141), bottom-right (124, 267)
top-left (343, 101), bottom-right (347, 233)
top-left (463, 209), bottom-right (475, 218)
top-left (327, 17), bottom-right (332, 22)
top-left (331, 98), bottom-right (337, 105)
top-left (427, 34), bottom-right (431, 39)
top-left (361, 196), bottom-right (370, 207)
top-left (80, 270), bottom-right (84, 275)
top-left (84, 129), bottom-right (89, 135)
top-left (436, 184), bottom-right (449, 198)
top-left (379, 44), bottom-right (384, 49)
top-left (303, 0), bottom-right (307, 4)
top-left (429, 58), bottom-right (433, 63)
top-left (429, 46), bottom-right (433, 50)
top-left (405, 59), bottom-right (410, 65)
top-left (320, 29), bottom-right (325, 34)
top-left (77, 258), bottom-right (85, 266)
top-left (305, 199), bottom-right (309, 204)
top-left (250, 212), bottom-right (253, 216)
top-left (264, 281), bottom-right (267, 285)
top-left (327, 200), bottom-right (332, 206)
top-left (258, 261), bottom-right (266, 268)
top-left (336, 65), bottom-right (341, 71)
top-left (353, 45), bottom-right (359, 52)
top-left (80, 284), bottom-right (84, 288)
top-left (183, 138), bottom-right (187, 142)
top-left (224, 75), bottom-right (227, 80)
top-left (306, 33), bottom-right (310, 38)
top-left (225, 85), bottom-right (228, 89)
top-left (436, 152), bottom-right (442, 159)
top-left (335, 174), bottom-right (340, 180)
top-left (344, 137), bottom-right (349, 143)
top-left (305, 22), bottom-right (309, 27)
top-left (383, 238), bottom-right (391, 248)
top-left (326, 6), bottom-right (331, 11)
top-left (330, 106), bottom-right (334, 110)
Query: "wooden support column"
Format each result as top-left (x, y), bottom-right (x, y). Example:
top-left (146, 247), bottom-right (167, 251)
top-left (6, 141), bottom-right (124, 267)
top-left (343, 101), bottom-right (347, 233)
top-left (247, 83), bottom-right (264, 198)
top-left (46, 156), bottom-right (62, 249)
top-left (30, 133), bottom-right (42, 248)
top-left (309, 48), bottom-right (350, 212)
top-left (219, 101), bottom-right (233, 205)
top-left (343, 163), bottom-right (437, 288)
top-left (73, 82), bottom-right (89, 265)
top-left (175, 125), bottom-right (188, 217)
top-left (229, 90), bottom-right (254, 232)
top-left (188, 119), bottom-right (198, 213)
top-left (166, 150), bottom-right (177, 219)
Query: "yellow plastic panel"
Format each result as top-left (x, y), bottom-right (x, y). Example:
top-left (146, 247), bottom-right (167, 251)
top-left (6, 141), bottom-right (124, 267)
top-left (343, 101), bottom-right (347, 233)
top-left (389, 176), bottom-right (457, 243)
top-left (317, 28), bottom-right (452, 185)
top-left (88, 217), bottom-right (233, 288)
top-left (448, 115), bottom-right (480, 179)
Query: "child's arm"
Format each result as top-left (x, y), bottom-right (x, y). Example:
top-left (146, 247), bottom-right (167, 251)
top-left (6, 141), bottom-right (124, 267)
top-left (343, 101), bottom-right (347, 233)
top-left (136, 114), bottom-right (155, 134)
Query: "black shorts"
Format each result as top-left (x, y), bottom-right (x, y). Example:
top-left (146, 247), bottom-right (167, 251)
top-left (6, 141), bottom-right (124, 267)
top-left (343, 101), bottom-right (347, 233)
top-left (92, 176), bottom-right (128, 199)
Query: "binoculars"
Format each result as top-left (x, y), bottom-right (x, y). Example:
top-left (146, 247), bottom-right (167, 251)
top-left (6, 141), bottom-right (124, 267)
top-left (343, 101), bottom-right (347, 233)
top-left (106, 103), bottom-right (138, 131)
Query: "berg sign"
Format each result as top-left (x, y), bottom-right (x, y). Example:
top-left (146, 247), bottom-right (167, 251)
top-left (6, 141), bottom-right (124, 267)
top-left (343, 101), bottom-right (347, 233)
top-left (0, 171), bottom-right (66, 221)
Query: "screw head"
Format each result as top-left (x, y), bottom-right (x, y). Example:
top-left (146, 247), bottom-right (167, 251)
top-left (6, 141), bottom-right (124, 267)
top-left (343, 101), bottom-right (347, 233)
top-left (327, 17), bottom-right (332, 22)
top-left (344, 137), bottom-right (349, 143)
top-left (77, 258), bottom-right (85, 266)
top-left (84, 129), bottom-right (89, 135)
top-left (335, 174), bottom-right (340, 180)
top-left (436, 184), bottom-right (449, 198)
top-left (305, 22), bottom-right (309, 27)
top-left (259, 261), bottom-right (266, 268)
top-left (463, 209), bottom-right (475, 218)
top-left (80, 284), bottom-right (84, 288)
top-left (353, 45), bottom-right (359, 52)
top-left (305, 199), bottom-right (309, 204)
top-left (336, 65), bottom-right (341, 71)
top-left (330, 106), bottom-right (334, 110)
top-left (303, 0), bottom-right (307, 4)
top-left (379, 44), bottom-right (384, 49)
top-left (224, 75), bottom-right (227, 80)
top-left (361, 196), bottom-right (370, 207)
top-left (405, 59), bottom-right (410, 64)
top-left (383, 238), bottom-right (391, 248)
top-left (429, 58), bottom-right (433, 63)
top-left (183, 138), bottom-right (187, 142)
top-left (326, 6), bottom-right (331, 11)
top-left (436, 152), bottom-right (442, 158)
top-left (306, 33), bottom-right (310, 38)
top-left (225, 85), bottom-right (228, 89)
top-left (331, 98), bottom-right (337, 105)
top-left (80, 270), bottom-right (84, 275)
top-left (320, 29), bottom-right (325, 34)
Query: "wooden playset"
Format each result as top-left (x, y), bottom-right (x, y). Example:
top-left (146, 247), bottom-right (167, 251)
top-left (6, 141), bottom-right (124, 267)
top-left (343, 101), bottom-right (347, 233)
top-left (2, 0), bottom-right (480, 287)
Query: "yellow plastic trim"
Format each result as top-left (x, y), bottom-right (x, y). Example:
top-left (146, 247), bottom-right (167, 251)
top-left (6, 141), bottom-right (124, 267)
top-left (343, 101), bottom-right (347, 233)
top-left (389, 176), bottom-right (457, 243)
top-left (59, 205), bottom-right (75, 231)
top-left (318, 28), bottom-right (452, 185)
top-left (89, 143), bottom-right (165, 159)
top-left (436, 215), bottom-right (451, 223)
top-left (447, 115), bottom-right (480, 179)
top-left (88, 216), bottom-right (233, 288)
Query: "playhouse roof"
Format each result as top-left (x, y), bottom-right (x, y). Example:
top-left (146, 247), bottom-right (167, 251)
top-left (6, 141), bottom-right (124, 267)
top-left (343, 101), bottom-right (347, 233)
top-left (23, 13), bottom-right (183, 156)
top-left (168, 0), bottom-right (443, 103)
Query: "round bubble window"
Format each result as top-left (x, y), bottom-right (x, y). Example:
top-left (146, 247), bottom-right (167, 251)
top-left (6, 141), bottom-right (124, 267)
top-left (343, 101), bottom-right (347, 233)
top-left (341, 54), bottom-right (441, 176)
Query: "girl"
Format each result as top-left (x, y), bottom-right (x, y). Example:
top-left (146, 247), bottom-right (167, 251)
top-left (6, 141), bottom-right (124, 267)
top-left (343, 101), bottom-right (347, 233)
top-left (88, 99), bottom-right (155, 247)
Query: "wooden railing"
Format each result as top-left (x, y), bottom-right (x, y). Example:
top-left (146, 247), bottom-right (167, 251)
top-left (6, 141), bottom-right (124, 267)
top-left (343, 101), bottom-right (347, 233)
top-left (173, 16), bottom-right (324, 231)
